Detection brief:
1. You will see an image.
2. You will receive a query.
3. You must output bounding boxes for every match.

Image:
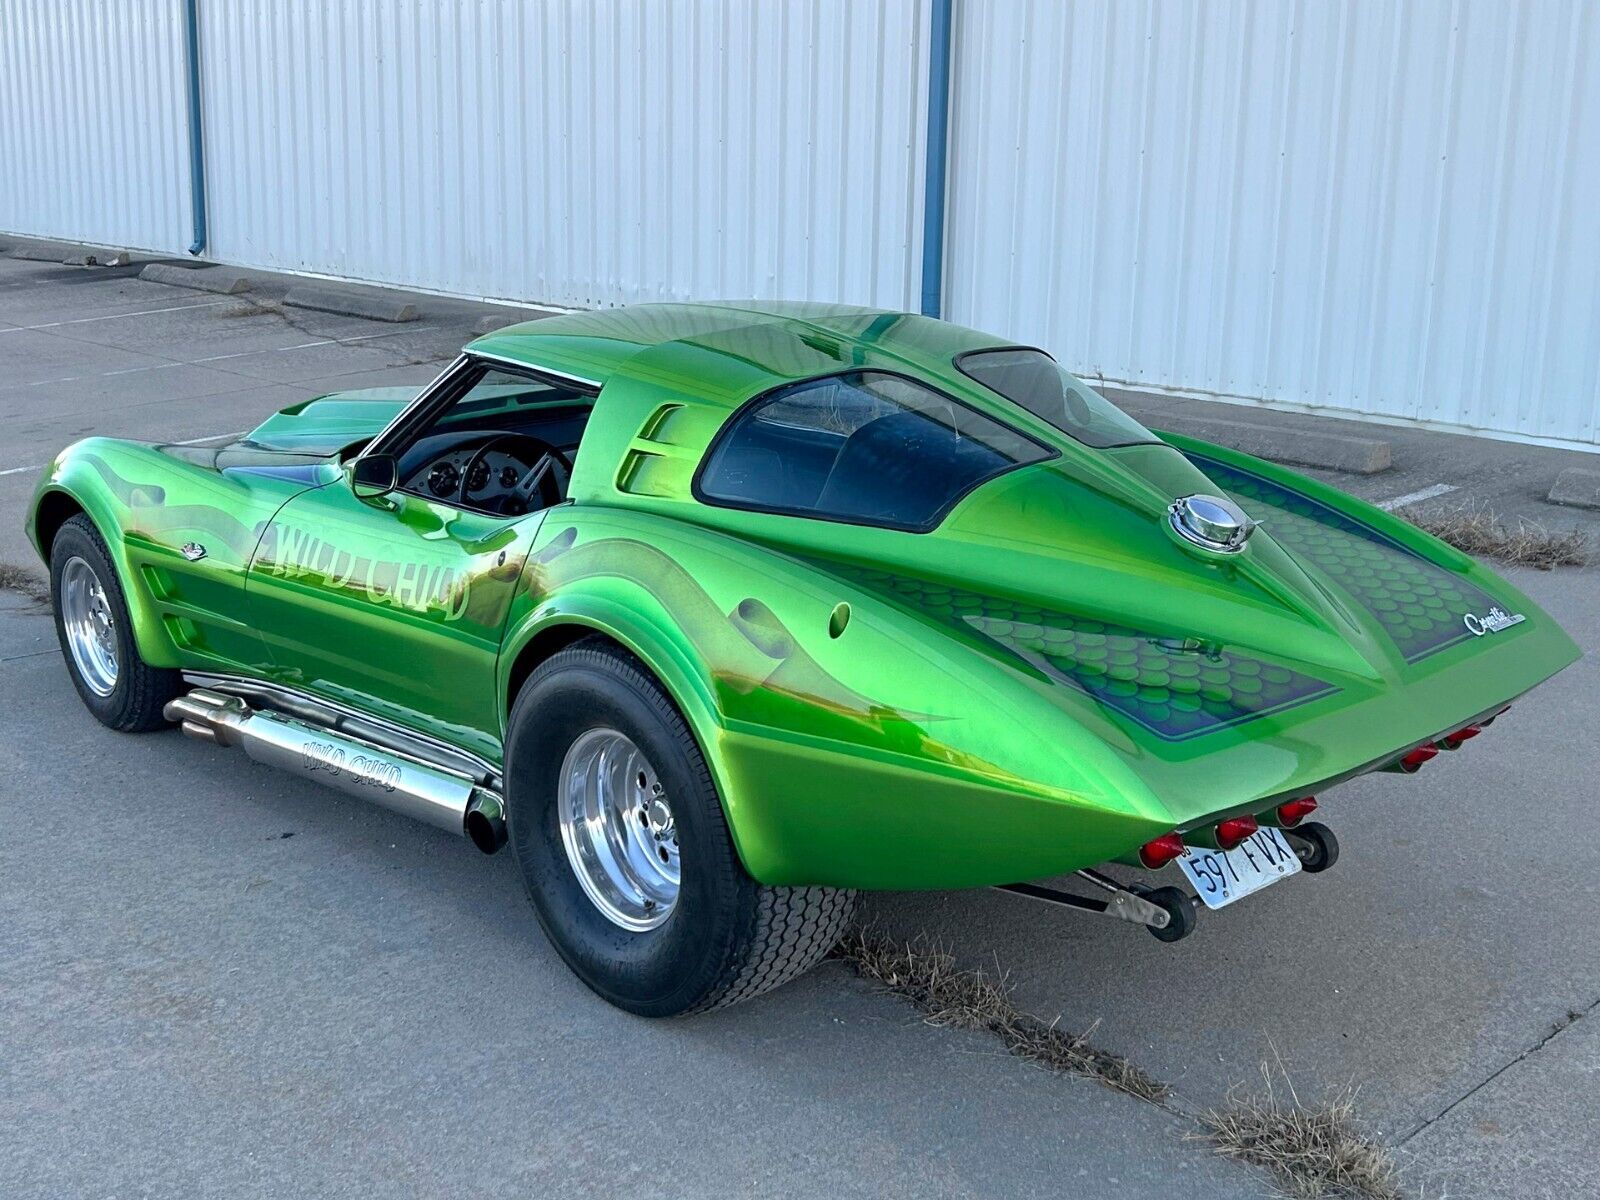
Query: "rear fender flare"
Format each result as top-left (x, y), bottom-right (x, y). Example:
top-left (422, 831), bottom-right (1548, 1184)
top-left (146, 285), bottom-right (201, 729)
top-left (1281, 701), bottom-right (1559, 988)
top-left (497, 595), bottom-right (763, 871)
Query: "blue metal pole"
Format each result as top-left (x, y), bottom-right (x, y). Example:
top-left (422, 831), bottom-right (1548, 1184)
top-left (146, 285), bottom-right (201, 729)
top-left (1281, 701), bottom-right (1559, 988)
top-left (919, 0), bottom-right (954, 318)
top-left (182, 0), bottom-right (208, 255)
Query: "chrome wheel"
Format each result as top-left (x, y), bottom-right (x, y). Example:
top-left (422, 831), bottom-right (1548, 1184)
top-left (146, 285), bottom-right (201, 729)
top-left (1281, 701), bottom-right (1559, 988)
top-left (558, 727), bottom-right (680, 931)
top-left (60, 555), bottom-right (119, 697)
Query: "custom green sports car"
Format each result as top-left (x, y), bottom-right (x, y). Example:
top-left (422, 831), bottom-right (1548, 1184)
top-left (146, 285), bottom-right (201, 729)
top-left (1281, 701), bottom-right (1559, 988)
top-left (27, 302), bottom-right (1578, 1014)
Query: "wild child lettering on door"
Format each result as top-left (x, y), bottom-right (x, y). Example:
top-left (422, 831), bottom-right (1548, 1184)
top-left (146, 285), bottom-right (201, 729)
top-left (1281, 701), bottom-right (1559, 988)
top-left (257, 521), bottom-right (472, 621)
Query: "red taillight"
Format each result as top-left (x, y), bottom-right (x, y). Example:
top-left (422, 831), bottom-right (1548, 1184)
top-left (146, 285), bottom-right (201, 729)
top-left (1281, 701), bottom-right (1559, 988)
top-left (1439, 724), bottom-right (1482, 750)
top-left (1276, 797), bottom-right (1318, 827)
top-left (1216, 815), bottom-right (1258, 851)
top-left (1139, 833), bottom-right (1187, 869)
top-left (1399, 745), bottom-right (1439, 772)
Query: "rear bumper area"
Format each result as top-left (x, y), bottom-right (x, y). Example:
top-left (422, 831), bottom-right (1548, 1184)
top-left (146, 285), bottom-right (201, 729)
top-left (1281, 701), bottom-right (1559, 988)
top-left (718, 608), bottom-right (1578, 891)
top-left (1129, 613), bottom-right (1581, 833)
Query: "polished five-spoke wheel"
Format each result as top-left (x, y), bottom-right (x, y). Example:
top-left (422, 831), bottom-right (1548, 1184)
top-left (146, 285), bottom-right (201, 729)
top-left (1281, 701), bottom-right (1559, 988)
top-left (59, 555), bottom-right (119, 697)
top-left (49, 514), bottom-right (180, 731)
top-left (558, 727), bottom-right (681, 931)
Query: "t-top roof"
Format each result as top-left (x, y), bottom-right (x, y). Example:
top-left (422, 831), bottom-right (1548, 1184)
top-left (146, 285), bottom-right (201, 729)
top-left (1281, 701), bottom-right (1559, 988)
top-left (465, 301), bottom-right (1011, 402)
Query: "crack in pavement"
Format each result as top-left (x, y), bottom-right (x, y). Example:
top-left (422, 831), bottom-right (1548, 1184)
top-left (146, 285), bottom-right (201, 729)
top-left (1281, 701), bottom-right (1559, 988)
top-left (1396, 993), bottom-right (1600, 1146)
top-left (0, 647), bottom-right (58, 664)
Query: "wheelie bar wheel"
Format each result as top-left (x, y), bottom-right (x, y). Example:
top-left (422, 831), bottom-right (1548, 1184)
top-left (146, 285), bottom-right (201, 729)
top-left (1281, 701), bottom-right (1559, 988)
top-left (1288, 822), bottom-right (1339, 873)
top-left (1142, 886), bottom-right (1199, 942)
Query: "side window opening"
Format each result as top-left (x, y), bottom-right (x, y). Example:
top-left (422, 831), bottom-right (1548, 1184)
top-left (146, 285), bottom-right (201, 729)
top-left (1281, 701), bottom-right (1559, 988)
top-left (955, 348), bottom-right (1157, 450)
top-left (391, 365), bottom-right (596, 515)
top-left (695, 371), bottom-right (1052, 532)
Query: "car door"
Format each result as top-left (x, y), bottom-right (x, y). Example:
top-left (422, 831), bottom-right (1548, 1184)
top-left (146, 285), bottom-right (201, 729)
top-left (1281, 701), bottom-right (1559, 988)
top-left (242, 358), bottom-right (595, 761)
top-left (245, 483), bottom-right (544, 761)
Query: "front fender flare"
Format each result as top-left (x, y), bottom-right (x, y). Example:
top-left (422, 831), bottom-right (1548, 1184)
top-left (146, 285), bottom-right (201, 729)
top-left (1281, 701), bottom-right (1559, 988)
top-left (28, 461), bottom-right (183, 669)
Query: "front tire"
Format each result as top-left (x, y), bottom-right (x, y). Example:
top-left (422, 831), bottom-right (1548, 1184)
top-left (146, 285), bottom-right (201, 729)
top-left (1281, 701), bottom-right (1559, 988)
top-left (49, 514), bottom-right (180, 731)
top-left (506, 638), bottom-right (856, 1016)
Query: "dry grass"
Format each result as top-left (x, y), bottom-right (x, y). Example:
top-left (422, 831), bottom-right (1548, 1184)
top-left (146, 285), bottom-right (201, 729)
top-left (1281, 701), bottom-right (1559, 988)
top-left (0, 562), bottom-right (51, 606)
top-left (1191, 1055), bottom-right (1404, 1200)
top-left (833, 930), bottom-right (1170, 1104)
top-left (1399, 502), bottom-right (1588, 570)
top-left (838, 930), bottom-right (1410, 1197)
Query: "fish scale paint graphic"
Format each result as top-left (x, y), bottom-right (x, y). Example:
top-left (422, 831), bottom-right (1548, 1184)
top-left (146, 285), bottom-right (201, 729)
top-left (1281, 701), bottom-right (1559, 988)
top-left (1189, 455), bottom-right (1502, 663)
top-left (828, 565), bottom-right (1338, 741)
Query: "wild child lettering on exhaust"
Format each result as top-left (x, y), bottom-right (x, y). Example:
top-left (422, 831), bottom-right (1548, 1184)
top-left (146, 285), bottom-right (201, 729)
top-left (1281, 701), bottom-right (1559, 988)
top-left (300, 740), bottom-right (402, 792)
top-left (258, 521), bottom-right (471, 621)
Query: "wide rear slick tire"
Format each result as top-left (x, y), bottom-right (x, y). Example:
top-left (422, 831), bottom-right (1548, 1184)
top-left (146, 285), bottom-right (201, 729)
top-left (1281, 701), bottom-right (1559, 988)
top-left (49, 514), bottom-right (181, 732)
top-left (506, 638), bottom-right (856, 1016)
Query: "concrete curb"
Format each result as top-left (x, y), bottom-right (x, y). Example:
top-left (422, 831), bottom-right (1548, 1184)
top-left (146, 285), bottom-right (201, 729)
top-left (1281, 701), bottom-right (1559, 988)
top-left (284, 285), bottom-right (418, 323)
top-left (1547, 468), bottom-right (1600, 511)
top-left (1148, 412), bottom-right (1393, 475)
top-left (6, 240), bottom-right (80, 262)
top-left (139, 263), bottom-right (253, 294)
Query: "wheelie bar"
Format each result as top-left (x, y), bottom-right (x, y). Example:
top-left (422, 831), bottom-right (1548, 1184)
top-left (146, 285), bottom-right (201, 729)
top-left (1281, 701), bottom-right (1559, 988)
top-left (995, 869), bottom-right (1199, 942)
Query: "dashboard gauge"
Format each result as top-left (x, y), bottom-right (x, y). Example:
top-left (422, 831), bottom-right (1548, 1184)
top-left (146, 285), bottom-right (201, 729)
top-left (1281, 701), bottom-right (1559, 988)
top-left (426, 461), bottom-right (461, 498)
top-left (500, 465), bottom-right (521, 488)
top-left (466, 459), bottom-right (492, 493)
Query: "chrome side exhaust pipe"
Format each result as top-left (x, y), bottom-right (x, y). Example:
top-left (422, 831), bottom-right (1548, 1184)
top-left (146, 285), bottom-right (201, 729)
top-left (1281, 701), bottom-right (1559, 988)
top-left (464, 792), bottom-right (508, 855)
top-left (164, 688), bottom-right (506, 853)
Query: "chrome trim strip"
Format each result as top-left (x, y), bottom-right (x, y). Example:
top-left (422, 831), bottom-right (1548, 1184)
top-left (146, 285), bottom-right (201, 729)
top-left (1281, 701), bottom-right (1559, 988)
top-left (465, 349), bottom-right (604, 393)
top-left (355, 352), bottom-right (601, 467)
top-left (180, 671), bottom-right (502, 790)
top-left (357, 353), bottom-right (472, 461)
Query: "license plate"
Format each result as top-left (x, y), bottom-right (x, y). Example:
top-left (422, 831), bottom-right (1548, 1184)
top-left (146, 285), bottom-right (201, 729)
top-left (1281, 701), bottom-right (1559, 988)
top-left (1176, 826), bottom-right (1302, 910)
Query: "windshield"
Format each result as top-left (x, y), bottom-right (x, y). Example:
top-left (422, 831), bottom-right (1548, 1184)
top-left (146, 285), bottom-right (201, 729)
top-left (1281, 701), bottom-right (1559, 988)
top-left (956, 348), bottom-right (1157, 449)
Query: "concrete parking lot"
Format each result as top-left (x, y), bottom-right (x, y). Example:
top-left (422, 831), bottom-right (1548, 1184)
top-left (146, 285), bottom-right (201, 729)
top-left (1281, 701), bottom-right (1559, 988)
top-left (1, 253), bottom-right (1595, 1198)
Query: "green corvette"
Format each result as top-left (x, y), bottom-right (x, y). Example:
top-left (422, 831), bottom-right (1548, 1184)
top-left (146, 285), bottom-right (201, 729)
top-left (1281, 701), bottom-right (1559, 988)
top-left (27, 302), bottom-right (1578, 1014)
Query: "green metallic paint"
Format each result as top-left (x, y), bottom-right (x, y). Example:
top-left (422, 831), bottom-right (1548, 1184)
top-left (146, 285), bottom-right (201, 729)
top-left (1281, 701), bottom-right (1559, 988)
top-left (246, 469), bottom-right (545, 763)
top-left (28, 306), bottom-right (1581, 890)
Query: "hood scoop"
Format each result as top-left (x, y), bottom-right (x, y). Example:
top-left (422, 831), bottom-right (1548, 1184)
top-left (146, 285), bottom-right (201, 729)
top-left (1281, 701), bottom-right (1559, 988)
top-left (1168, 494), bottom-right (1257, 554)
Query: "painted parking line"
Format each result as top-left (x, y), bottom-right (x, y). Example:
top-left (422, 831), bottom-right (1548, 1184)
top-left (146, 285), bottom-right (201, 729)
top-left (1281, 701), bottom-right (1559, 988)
top-left (189, 329), bottom-right (409, 363)
top-left (0, 429), bottom-right (247, 477)
top-left (1377, 483), bottom-right (1458, 511)
top-left (11, 328), bottom-right (420, 392)
top-left (0, 299), bottom-right (233, 333)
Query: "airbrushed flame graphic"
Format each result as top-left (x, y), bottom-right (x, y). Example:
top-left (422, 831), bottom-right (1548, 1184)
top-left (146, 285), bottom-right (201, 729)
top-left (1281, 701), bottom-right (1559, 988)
top-left (86, 454), bottom-right (268, 564)
top-left (525, 528), bottom-right (1015, 781)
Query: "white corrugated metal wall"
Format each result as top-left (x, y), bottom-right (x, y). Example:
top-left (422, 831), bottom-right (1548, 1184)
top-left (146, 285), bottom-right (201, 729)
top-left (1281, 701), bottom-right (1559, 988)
top-left (2, 1), bottom-right (1597, 446)
top-left (944, 0), bottom-right (1600, 448)
top-left (200, 0), bottom-right (929, 310)
top-left (0, 0), bottom-right (193, 256)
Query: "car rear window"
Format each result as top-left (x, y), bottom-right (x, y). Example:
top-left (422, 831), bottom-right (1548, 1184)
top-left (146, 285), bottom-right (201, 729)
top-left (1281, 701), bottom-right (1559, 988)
top-left (955, 348), bottom-right (1158, 449)
top-left (696, 371), bottom-right (1052, 532)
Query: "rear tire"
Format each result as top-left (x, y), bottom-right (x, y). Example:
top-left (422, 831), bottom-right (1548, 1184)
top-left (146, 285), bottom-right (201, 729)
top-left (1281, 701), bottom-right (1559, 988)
top-left (49, 514), bottom-right (180, 731)
top-left (505, 637), bottom-right (857, 1015)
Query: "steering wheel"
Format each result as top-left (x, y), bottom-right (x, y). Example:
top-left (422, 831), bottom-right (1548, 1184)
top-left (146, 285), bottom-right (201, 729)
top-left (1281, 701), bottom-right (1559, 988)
top-left (457, 432), bottom-right (571, 515)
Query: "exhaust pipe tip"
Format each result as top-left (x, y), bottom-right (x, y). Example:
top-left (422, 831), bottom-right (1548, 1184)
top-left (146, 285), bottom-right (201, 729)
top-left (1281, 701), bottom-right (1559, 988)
top-left (179, 718), bottom-right (221, 744)
top-left (465, 791), bottom-right (507, 855)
